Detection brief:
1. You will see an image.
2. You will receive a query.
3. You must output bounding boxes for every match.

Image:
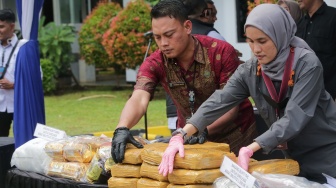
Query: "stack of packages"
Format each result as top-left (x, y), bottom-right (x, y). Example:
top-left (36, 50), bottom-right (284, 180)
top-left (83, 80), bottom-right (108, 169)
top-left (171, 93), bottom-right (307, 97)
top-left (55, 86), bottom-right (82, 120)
top-left (44, 135), bottom-right (111, 183)
top-left (107, 140), bottom-right (300, 188)
top-left (108, 142), bottom-right (236, 188)
top-left (122, 142), bottom-right (236, 187)
top-left (108, 144), bottom-right (144, 187)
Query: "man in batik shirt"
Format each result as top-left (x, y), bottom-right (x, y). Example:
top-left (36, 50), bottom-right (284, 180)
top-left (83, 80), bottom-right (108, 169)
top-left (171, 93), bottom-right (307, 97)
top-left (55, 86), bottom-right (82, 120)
top-left (111, 0), bottom-right (256, 164)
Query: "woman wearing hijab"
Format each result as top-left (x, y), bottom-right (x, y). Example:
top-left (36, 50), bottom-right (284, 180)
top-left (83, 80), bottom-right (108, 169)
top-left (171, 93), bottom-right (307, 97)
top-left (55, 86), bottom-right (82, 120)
top-left (277, 0), bottom-right (303, 24)
top-left (158, 4), bottom-right (336, 184)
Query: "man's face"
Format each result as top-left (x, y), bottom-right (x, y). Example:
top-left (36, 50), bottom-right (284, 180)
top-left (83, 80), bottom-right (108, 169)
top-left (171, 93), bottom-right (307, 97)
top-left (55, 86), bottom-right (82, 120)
top-left (207, 3), bottom-right (217, 24)
top-left (152, 16), bottom-right (191, 59)
top-left (0, 20), bottom-right (14, 44)
top-left (297, 0), bottom-right (314, 11)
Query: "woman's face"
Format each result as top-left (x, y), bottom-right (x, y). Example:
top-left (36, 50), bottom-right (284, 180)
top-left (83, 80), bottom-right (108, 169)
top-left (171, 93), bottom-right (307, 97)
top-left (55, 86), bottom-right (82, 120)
top-left (245, 26), bottom-right (277, 65)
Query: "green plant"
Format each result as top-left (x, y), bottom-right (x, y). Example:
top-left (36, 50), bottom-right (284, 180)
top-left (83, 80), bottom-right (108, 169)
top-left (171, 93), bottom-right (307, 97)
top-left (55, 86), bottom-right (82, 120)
top-left (40, 58), bottom-right (57, 94)
top-left (145, 0), bottom-right (159, 6)
top-left (102, 0), bottom-right (156, 69)
top-left (38, 16), bottom-right (76, 78)
top-left (79, 1), bottom-right (122, 69)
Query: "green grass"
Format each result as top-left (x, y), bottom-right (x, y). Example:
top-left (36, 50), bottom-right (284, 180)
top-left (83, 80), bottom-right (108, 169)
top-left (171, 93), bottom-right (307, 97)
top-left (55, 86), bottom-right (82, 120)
top-left (10, 87), bottom-right (167, 137)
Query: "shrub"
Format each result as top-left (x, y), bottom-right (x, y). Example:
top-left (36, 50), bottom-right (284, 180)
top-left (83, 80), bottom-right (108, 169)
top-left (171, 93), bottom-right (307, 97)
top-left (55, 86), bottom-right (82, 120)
top-left (38, 16), bottom-right (76, 78)
top-left (40, 58), bottom-right (57, 94)
top-left (79, 1), bottom-right (122, 69)
top-left (102, 0), bottom-right (156, 69)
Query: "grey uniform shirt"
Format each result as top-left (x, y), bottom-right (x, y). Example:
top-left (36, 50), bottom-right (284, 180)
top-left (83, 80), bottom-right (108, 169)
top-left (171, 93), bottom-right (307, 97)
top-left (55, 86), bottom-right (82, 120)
top-left (188, 53), bottom-right (336, 183)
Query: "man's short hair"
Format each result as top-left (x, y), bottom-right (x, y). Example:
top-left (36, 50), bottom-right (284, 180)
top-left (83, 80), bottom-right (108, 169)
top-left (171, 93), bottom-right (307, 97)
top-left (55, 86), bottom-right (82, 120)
top-left (0, 9), bottom-right (16, 23)
top-left (206, 0), bottom-right (214, 5)
top-left (151, 0), bottom-right (188, 24)
top-left (183, 0), bottom-right (207, 17)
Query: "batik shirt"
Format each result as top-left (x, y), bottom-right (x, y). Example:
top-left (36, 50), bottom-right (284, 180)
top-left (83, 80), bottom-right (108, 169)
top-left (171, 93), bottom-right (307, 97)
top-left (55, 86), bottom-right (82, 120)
top-left (135, 35), bottom-right (255, 140)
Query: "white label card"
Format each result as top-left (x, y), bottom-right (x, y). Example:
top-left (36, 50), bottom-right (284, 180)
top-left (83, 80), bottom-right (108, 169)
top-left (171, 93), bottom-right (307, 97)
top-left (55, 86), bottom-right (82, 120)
top-left (34, 123), bottom-right (67, 141)
top-left (220, 156), bottom-right (256, 188)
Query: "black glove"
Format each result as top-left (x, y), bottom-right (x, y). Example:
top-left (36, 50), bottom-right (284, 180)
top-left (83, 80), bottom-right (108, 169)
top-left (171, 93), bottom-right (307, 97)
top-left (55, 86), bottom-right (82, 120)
top-left (111, 127), bottom-right (143, 163)
top-left (184, 128), bottom-right (208, 144)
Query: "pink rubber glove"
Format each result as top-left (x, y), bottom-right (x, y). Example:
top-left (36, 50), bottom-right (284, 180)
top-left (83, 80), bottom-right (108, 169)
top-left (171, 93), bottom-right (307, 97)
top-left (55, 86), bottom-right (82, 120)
top-left (237, 147), bottom-right (253, 171)
top-left (158, 135), bottom-right (184, 176)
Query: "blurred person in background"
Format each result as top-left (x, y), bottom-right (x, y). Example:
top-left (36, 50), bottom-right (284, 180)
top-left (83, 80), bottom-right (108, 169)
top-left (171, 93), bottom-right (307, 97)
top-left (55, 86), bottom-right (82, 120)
top-left (205, 0), bottom-right (217, 25)
top-left (0, 9), bottom-right (20, 137)
top-left (296, 0), bottom-right (336, 100)
top-left (183, 0), bottom-right (225, 41)
top-left (277, 0), bottom-right (304, 24)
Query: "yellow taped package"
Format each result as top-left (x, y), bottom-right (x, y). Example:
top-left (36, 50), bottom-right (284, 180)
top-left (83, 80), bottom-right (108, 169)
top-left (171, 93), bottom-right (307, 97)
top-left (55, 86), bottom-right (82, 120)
top-left (167, 184), bottom-right (213, 188)
top-left (123, 148), bottom-right (143, 164)
top-left (47, 161), bottom-right (88, 182)
top-left (137, 178), bottom-right (170, 188)
top-left (44, 140), bottom-right (68, 161)
top-left (75, 136), bottom-right (111, 150)
top-left (107, 177), bottom-right (139, 188)
top-left (111, 163), bottom-right (141, 178)
top-left (168, 168), bottom-right (223, 185)
top-left (63, 143), bottom-right (95, 163)
top-left (140, 162), bottom-right (168, 182)
top-left (248, 159), bottom-right (300, 175)
top-left (141, 143), bottom-right (235, 170)
top-left (144, 142), bottom-right (230, 152)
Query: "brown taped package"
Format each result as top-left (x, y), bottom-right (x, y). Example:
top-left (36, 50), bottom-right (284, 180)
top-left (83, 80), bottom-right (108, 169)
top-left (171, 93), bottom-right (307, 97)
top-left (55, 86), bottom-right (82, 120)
top-left (141, 143), bottom-right (236, 169)
top-left (111, 163), bottom-right (141, 178)
top-left (144, 142), bottom-right (230, 152)
top-left (168, 168), bottom-right (223, 185)
top-left (137, 178), bottom-right (170, 188)
top-left (167, 184), bottom-right (212, 188)
top-left (248, 159), bottom-right (300, 175)
top-left (140, 162), bottom-right (168, 182)
top-left (123, 148), bottom-right (143, 164)
top-left (47, 161), bottom-right (88, 181)
top-left (108, 177), bottom-right (138, 188)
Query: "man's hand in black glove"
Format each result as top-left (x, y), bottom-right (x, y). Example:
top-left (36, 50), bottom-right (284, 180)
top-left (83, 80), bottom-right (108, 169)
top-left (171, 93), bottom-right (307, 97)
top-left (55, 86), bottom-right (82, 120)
top-left (184, 128), bottom-right (208, 144)
top-left (111, 127), bottom-right (143, 163)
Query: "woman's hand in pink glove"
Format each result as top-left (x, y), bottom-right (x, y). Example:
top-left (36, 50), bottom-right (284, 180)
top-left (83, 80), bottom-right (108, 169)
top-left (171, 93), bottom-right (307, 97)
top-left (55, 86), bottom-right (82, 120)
top-left (158, 135), bottom-right (184, 176)
top-left (237, 147), bottom-right (254, 171)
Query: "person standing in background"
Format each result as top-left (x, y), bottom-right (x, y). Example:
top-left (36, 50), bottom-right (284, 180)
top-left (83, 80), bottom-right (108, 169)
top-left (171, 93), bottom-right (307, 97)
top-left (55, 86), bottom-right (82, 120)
top-left (296, 0), bottom-right (336, 100)
top-left (277, 0), bottom-right (304, 24)
top-left (0, 9), bottom-right (20, 136)
top-left (183, 0), bottom-right (226, 41)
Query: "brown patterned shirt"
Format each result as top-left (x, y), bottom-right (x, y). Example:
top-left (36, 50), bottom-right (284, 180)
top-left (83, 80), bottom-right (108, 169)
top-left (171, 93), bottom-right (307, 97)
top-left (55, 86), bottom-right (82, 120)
top-left (135, 35), bottom-right (255, 141)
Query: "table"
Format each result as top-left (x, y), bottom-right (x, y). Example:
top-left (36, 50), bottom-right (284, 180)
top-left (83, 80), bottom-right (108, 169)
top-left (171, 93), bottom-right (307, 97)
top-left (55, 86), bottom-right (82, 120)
top-left (6, 168), bottom-right (108, 188)
top-left (0, 137), bottom-right (15, 188)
